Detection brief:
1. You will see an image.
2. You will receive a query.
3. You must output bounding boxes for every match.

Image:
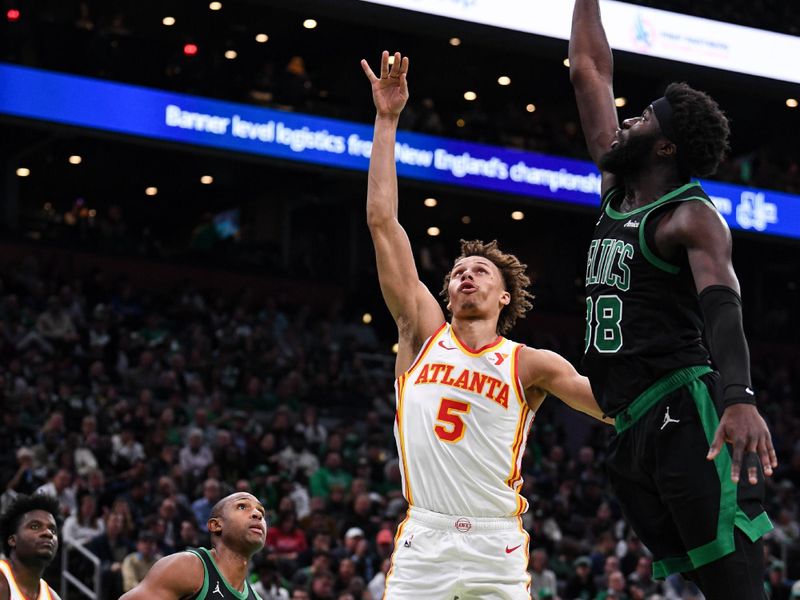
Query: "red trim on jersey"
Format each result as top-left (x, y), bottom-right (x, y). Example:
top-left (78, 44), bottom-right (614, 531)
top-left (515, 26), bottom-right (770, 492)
top-left (511, 344), bottom-right (527, 408)
top-left (404, 322), bottom-right (447, 376)
top-left (395, 374), bottom-right (414, 505)
top-left (450, 326), bottom-right (504, 356)
top-left (382, 510), bottom-right (411, 600)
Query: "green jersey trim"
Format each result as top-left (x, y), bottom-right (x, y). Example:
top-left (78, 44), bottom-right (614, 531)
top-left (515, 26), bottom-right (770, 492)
top-left (638, 195), bottom-right (718, 274)
top-left (186, 550), bottom-right (210, 600)
top-left (201, 547), bottom-right (251, 600)
top-left (604, 181), bottom-right (700, 220)
top-left (652, 379), bottom-right (773, 579)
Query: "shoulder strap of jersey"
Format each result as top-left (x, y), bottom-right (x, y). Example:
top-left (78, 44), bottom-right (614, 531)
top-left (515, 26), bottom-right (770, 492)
top-left (639, 182), bottom-right (717, 274)
top-left (0, 560), bottom-right (50, 600)
top-left (0, 561), bottom-right (16, 600)
top-left (601, 186), bottom-right (622, 211)
top-left (184, 549), bottom-right (210, 600)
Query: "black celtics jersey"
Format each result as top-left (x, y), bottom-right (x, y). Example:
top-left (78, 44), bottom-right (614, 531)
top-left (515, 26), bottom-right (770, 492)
top-left (581, 181), bottom-right (712, 416)
top-left (186, 548), bottom-right (262, 600)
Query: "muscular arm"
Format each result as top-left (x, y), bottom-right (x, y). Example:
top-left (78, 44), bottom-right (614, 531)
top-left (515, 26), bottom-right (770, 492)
top-left (0, 573), bottom-right (9, 600)
top-left (518, 347), bottom-right (613, 425)
top-left (118, 552), bottom-right (203, 600)
top-left (362, 52), bottom-right (444, 376)
top-left (569, 0), bottom-right (619, 194)
top-left (660, 201), bottom-right (776, 482)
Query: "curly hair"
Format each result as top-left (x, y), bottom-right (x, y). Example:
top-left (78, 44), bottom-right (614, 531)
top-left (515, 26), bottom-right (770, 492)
top-left (440, 239), bottom-right (534, 335)
top-left (0, 494), bottom-right (60, 555)
top-left (665, 82), bottom-right (730, 178)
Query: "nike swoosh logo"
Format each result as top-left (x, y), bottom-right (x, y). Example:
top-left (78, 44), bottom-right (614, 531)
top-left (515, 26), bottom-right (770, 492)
top-left (505, 544), bottom-right (522, 554)
top-left (438, 341), bottom-right (457, 350)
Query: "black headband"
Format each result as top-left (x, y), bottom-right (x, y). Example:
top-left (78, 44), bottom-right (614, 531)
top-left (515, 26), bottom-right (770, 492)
top-left (651, 96), bottom-right (677, 143)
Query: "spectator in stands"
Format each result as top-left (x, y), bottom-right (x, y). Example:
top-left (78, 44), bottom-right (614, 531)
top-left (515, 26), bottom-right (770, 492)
top-left (180, 428), bottom-right (214, 483)
top-left (564, 556), bottom-right (597, 600)
top-left (121, 530), bottom-right (161, 592)
top-left (626, 556), bottom-right (659, 597)
top-left (35, 467), bottom-right (76, 517)
top-left (529, 548), bottom-right (558, 599)
top-left (62, 491), bottom-right (104, 545)
top-left (253, 560), bottom-right (291, 599)
top-left (367, 556), bottom-right (391, 599)
top-left (174, 518), bottom-right (206, 552)
top-left (279, 432), bottom-right (320, 479)
top-left (3, 447), bottom-right (43, 496)
top-left (87, 512), bottom-right (133, 599)
top-left (596, 570), bottom-right (628, 600)
top-left (265, 509), bottom-right (308, 570)
top-left (341, 493), bottom-right (379, 542)
top-left (309, 452), bottom-right (352, 499)
top-left (766, 560), bottom-right (792, 600)
top-left (308, 570), bottom-right (335, 600)
top-left (36, 295), bottom-right (79, 348)
top-left (298, 406), bottom-right (327, 451)
top-left (112, 427), bottom-right (146, 468)
top-left (124, 350), bottom-right (161, 391)
top-left (191, 478), bottom-right (221, 532)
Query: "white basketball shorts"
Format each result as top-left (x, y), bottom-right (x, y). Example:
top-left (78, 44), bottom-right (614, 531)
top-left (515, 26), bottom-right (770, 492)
top-left (383, 506), bottom-right (531, 600)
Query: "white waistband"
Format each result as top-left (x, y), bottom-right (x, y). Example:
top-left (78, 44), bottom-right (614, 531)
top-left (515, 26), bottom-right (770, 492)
top-left (409, 506), bottom-right (521, 532)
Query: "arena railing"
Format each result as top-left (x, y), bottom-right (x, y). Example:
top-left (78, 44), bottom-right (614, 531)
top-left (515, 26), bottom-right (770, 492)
top-left (60, 540), bottom-right (101, 600)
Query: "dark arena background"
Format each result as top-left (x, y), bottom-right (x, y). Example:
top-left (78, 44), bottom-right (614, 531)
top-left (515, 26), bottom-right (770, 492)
top-left (0, 1), bottom-right (798, 598)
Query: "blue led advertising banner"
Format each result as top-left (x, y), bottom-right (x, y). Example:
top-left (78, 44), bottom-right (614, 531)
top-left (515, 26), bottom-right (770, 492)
top-left (0, 63), bottom-right (797, 239)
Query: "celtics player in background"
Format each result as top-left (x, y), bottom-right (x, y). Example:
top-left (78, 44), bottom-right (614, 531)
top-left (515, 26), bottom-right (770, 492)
top-left (569, 1), bottom-right (777, 598)
top-left (0, 494), bottom-right (61, 600)
top-left (120, 493), bottom-right (266, 600)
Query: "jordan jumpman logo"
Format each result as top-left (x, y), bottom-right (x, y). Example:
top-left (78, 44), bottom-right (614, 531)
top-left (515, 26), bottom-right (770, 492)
top-left (661, 406), bottom-right (680, 430)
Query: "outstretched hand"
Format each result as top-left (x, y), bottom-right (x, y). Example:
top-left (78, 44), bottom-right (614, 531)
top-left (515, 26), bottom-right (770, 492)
top-left (707, 403), bottom-right (777, 484)
top-left (361, 51), bottom-right (409, 118)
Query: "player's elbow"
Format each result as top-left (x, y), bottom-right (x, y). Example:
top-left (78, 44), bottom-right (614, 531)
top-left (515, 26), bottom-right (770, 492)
top-left (366, 208), bottom-right (396, 232)
top-left (569, 61), bottom-right (612, 88)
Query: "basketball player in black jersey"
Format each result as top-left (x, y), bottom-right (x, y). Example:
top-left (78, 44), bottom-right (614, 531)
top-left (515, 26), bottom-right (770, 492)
top-left (120, 492), bottom-right (267, 600)
top-left (569, 1), bottom-right (777, 598)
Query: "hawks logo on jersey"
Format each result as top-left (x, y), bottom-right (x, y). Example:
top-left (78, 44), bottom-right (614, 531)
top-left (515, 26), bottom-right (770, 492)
top-left (394, 323), bottom-right (535, 518)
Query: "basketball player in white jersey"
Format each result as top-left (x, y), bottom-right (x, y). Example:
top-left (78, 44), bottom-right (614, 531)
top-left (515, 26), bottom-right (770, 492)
top-left (361, 51), bottom-right (612, 599)
top-left (0, 494), bottom-right (61, 600)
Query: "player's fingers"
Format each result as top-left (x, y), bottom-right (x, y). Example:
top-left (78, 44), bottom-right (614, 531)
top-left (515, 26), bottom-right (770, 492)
top-left (747, 464), bottom-right (758, 485)
top-left (389, 52), bottom-right (402, 78)
top-left (730, 440), bottom-right (744, 483)
top-left (706, 425), bottom-right (724, 460)
top-left (400, 55), bottom-right (409, 76)
top-left (758, 436), bottom-right (775, 476)
top-left (361, 59), bottom-right (378, 82)
top-left (380, 50), bottom-right (389, 78)
top-left (765, 433), bottom-right (778, 469)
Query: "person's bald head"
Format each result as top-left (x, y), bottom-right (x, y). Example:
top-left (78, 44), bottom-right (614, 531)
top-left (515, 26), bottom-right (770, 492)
top-left (207, 492), bottom-right (267, 556)
top-left (210, 492), bottom-right (259, 519)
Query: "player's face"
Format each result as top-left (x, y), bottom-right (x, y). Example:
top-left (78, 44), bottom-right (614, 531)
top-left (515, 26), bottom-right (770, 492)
top-left (448, 256), bottom-right (509, 318)
top-left (223, 494), bottom-right (267, 552)
top-left (11, 510), bottom-right (58, 563)
top-left (598, 105), bottom-right (662, 176)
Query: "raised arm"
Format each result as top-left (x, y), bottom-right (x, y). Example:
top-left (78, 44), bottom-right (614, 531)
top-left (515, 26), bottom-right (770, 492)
top-left (361, 51), bottom-right (444, 376)
top-left (118, 552), bottom-right (203, 600)
top-left (569, 0), bottom-right (619, 193)
top-left (518, 347), bottom-right (613, 425)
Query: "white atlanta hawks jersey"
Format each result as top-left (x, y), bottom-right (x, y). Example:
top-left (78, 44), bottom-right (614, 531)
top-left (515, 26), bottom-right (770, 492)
top-left (0, 560), bottom-right (54, 600)
top-left (394, 323), bottom-right (535, 517)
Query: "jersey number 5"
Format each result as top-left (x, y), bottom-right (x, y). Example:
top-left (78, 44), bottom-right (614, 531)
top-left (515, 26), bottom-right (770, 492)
top-left (585, 295), bottom-right (623, 353)
top-left (434, 398), bottom-right (471, 443)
